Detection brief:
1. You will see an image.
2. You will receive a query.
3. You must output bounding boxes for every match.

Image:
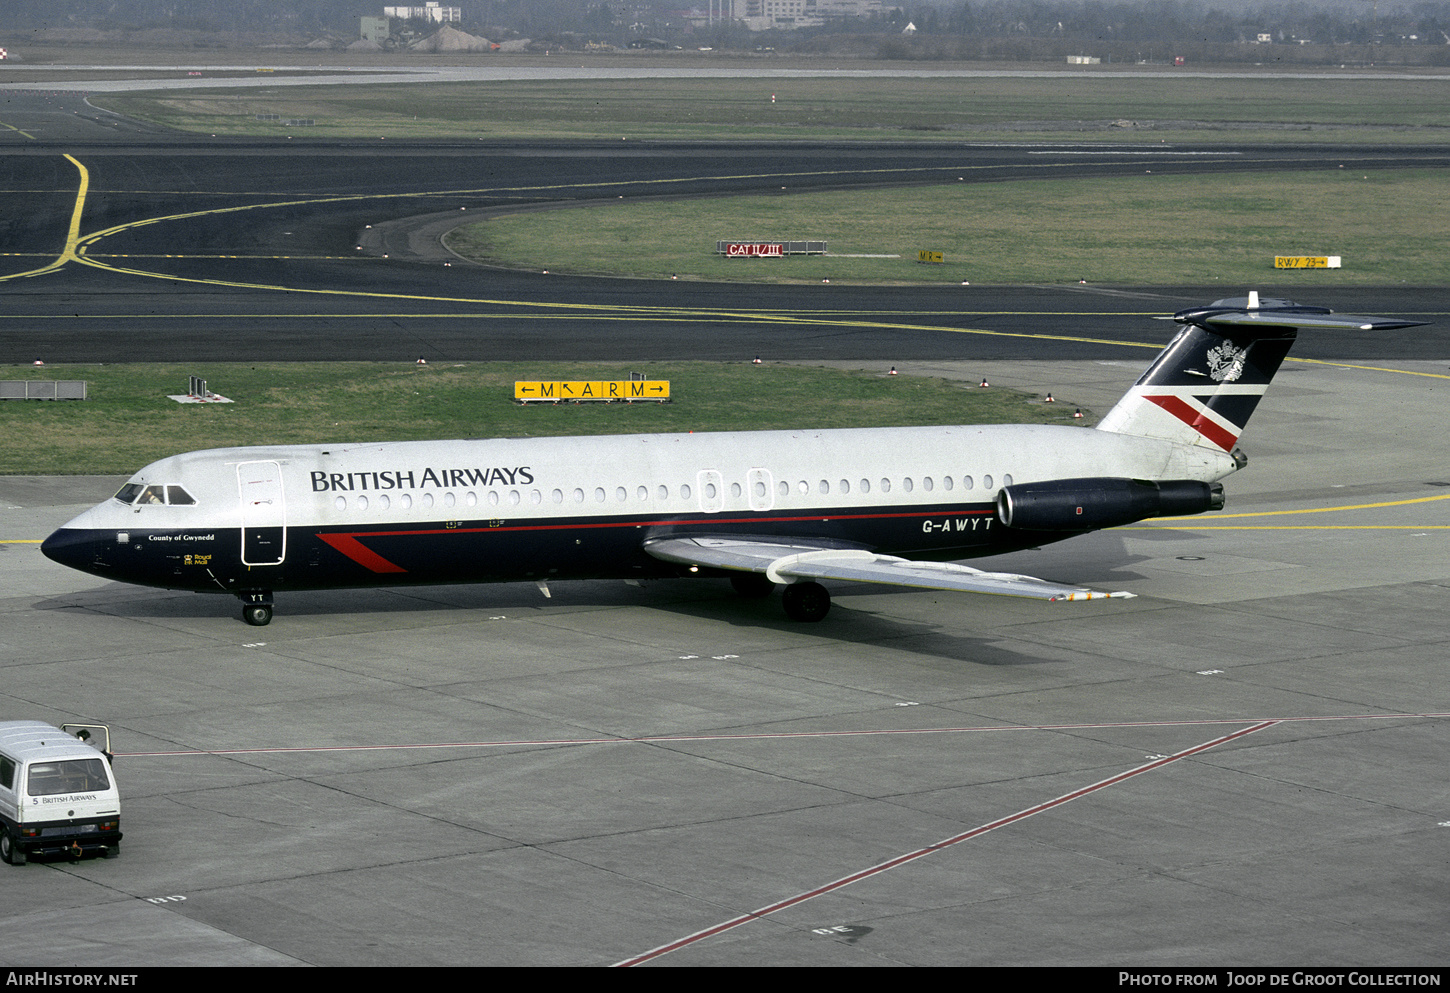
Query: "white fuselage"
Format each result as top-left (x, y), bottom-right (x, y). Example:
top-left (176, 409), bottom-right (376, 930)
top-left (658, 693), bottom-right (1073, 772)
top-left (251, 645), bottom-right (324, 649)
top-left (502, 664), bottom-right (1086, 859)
top-left (42, 422), bottom-right (1235, 602)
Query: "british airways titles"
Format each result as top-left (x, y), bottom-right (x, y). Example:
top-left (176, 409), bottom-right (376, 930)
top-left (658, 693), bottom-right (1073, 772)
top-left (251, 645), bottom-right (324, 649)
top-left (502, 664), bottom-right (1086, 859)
top-left (310, 466), bottom-right (536, 493)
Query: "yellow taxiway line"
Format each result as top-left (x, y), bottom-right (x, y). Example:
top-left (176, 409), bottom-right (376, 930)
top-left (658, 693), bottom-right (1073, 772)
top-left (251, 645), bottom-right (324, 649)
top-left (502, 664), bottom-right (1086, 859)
top-left (0, 153), bottom-right (1441, 384)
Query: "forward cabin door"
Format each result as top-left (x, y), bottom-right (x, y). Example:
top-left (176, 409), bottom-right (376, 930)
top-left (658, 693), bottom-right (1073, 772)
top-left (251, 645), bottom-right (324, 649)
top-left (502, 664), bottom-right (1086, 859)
top-left (237, 460), bottom-right (286, 566)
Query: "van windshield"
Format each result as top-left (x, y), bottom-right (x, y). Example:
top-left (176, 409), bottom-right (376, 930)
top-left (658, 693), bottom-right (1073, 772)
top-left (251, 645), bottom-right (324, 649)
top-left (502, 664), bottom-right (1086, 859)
top-left (26, 759), bottom-right (111, 796)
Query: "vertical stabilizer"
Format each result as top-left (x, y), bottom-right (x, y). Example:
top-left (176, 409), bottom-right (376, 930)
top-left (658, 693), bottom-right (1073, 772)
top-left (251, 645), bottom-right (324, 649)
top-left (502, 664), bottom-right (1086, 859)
top-left (1097, 295), bottom-right (1423, 453)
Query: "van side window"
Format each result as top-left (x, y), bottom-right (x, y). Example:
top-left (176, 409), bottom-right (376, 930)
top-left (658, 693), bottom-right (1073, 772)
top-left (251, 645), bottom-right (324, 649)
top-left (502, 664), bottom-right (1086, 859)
top-left (0, 757), bottom-right (13, 790)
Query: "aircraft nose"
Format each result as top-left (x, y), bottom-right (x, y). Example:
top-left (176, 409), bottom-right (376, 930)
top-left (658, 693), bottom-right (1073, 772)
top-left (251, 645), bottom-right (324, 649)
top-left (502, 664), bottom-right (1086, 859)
top-left (41, 528), bottom-right (101, 572)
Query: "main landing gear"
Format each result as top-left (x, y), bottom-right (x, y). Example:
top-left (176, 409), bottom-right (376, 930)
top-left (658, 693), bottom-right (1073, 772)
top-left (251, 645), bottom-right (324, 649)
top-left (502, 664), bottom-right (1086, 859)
top-left (730, 573), bottom-right (775, 599)
top-left (239, 591), bottom-right (273, 627)
top-left (730, 573), bottom-right (832, 621)
top-left (781, 581), bottom-right (831, 622)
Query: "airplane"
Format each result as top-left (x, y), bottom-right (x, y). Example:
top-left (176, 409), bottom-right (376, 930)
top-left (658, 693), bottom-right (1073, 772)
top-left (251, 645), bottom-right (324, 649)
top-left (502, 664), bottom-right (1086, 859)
top-left (41, 294), bottom-right (1424, 627)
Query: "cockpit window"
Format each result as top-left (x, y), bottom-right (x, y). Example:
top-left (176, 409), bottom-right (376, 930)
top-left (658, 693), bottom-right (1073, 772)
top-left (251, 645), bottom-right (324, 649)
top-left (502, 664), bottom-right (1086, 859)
top-left (115, 483), bottom-right (196, 506)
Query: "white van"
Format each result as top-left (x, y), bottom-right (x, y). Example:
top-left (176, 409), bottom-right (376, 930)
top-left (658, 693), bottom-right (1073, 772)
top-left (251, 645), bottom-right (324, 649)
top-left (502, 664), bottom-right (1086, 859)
top-left (0, 721), bottom-right (122, 865)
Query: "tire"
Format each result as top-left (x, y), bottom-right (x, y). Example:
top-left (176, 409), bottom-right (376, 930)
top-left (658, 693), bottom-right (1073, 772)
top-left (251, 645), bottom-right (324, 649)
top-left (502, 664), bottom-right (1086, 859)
top-left (242, 604), bottom-right (273, 626)
top-left (1, 830), bottom-right (26, 866)
top-left (781, 581), bottom-right (831, 622)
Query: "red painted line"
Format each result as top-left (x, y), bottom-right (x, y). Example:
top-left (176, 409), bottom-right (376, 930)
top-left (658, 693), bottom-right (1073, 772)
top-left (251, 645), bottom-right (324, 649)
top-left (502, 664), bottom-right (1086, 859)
top-left (614, 720), bottom-right (1280, 967)
top-left (114, 712), bottom-right (1449, 758)
top-left (1145, 394), bottom-right (1239, 451)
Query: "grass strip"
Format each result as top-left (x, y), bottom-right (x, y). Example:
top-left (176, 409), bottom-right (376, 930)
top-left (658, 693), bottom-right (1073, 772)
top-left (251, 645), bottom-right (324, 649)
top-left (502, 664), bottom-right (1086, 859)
top-left (93, 74), bottom-right (1450, 144)
top-left (0, 362), bottom-right (1085, 475)
top-left (445, 169), bottom-right (1450, 285)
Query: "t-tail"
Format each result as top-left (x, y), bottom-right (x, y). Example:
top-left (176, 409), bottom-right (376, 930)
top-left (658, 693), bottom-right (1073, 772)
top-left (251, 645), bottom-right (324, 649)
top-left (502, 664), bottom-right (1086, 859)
top-left (1097, 291), bottom-right (1426, 453)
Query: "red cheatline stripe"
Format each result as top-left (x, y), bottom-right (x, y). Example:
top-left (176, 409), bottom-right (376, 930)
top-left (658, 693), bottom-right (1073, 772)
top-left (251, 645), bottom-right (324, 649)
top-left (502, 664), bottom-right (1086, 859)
top-left (329, 507), bottom-right (993, 540)
top-left (312, 506), bottom-right (996, 573)
top-left (315, 532), bottom-right (407, 573)
top-left (613, 719), bottom-right (1279, 967)
top-left (1145, 394), bottom-right (1239, 451)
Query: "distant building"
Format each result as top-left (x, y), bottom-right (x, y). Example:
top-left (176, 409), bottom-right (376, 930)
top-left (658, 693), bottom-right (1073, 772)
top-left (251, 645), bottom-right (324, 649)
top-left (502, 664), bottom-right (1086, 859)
top-left (692, 0), bottom-right (887, 32)
top-left (384, 3), bottom-right (461, 23)
top-left (360, 16), bottom-right (390, 43)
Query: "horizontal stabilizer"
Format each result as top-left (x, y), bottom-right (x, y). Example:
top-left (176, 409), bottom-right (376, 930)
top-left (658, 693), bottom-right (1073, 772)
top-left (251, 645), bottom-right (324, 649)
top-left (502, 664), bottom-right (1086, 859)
top-left (1175, 295), bottom-right (1428, 334)
top-left (644, 536), bottom-right (1134, 602)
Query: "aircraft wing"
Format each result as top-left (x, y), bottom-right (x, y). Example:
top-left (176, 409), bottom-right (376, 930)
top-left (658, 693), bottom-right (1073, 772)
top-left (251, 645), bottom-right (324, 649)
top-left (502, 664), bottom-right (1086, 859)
top-left (643, 536), bottom-right (1134, 602)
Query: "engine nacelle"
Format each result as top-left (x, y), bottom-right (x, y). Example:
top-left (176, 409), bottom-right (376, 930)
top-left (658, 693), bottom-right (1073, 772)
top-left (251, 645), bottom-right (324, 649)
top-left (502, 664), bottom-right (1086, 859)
top-left (996, 477), bottom-right (1224, 531)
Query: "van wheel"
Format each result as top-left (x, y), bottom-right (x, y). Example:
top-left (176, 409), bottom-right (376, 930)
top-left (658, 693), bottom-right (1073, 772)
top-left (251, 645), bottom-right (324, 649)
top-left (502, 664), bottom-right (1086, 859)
top-left (1, 830), bottom-right (25, 866)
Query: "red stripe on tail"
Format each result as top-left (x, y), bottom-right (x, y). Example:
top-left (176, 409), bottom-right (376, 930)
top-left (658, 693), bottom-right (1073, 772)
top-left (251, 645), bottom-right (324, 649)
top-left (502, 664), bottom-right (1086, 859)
top-left (1145, 394), bottom-right (1239, 451)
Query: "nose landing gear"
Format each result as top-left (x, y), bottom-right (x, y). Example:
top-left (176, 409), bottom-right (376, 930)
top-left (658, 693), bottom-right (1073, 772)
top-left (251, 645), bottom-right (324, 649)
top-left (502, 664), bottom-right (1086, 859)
top-left (239, 590), bottom-right (273, 626)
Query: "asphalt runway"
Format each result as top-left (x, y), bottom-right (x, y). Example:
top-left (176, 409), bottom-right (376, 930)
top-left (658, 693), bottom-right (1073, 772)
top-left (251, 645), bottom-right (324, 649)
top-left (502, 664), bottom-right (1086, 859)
top-left (1, 88), bottom-right (1447, 364)
top-left (0, 73), bottom-right (1448, 968)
